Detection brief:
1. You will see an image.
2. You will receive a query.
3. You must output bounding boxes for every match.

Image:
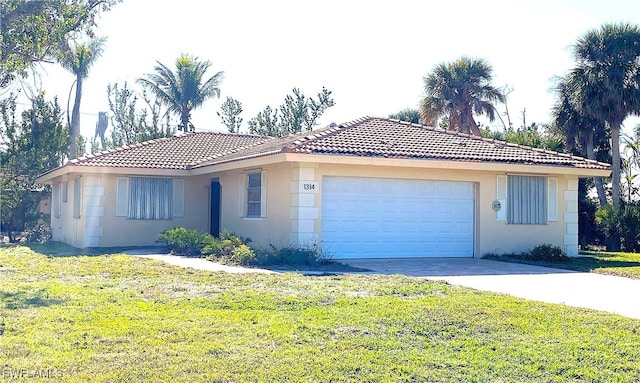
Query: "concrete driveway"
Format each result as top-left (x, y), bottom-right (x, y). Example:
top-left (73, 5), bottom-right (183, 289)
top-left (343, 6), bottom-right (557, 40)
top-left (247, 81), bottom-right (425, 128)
top-left (343, 258), bottom-right (640, 320)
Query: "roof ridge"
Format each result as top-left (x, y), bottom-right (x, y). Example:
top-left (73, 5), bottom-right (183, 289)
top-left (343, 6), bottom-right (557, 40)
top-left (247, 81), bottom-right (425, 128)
top-left (191, 130), bottom-right (270, 139)
top-left (186, 136), bottom-right (274, 168)
top-left (281, 122), bottom-right (352, 152)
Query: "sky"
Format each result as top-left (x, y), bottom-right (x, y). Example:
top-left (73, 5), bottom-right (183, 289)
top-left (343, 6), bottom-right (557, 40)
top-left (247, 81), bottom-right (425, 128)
top-left (12, 0), bottom-right (640, 139)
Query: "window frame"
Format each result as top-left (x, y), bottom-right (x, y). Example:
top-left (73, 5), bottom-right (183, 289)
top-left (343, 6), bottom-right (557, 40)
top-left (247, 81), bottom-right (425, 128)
top-left (507, 175), bottom-right (547, 225)
top-left (246, 172), bottom-right (262, 218)
top-left (127, 176), bottom-right (173, 220)
top-left (240, 171), bottom-right (266, 219)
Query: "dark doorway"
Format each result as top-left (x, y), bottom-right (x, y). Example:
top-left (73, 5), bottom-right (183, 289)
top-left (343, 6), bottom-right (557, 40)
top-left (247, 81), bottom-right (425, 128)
top-left (210, 179), bottom-right (221, 237)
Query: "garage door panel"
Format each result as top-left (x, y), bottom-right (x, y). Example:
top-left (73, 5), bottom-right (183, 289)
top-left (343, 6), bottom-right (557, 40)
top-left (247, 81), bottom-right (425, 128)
top-left (322, 177), bottom-right (475, 259)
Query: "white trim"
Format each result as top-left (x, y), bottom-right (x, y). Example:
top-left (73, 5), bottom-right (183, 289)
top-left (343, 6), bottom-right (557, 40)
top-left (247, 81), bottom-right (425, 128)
top-left (172, 179), bottom-right (185, 217)
top-left (260, 170), bottom-right (267, 218)
top-left (238, 173), bottom-right (246, 217)
top-left (547, 177), bottom-right (558, 222)
top-left (52, 183), bottom-right (60, 218)
top-left (496, 175), bottom-right (507, 221)
top-left (61, 181), bottom-right (68, 203)
top-left (115, 177), bottom-right (129, 217)
top-left (72, 177), bottom-right (81, 219)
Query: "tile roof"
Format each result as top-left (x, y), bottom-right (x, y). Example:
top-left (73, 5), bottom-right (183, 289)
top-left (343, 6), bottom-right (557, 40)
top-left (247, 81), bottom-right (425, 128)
top-left (61, 117), bottom-right (611, 172)
top-left (196, 117), bottom-right (611, 170)
top-left (69, 132), bottom-right (270, 170)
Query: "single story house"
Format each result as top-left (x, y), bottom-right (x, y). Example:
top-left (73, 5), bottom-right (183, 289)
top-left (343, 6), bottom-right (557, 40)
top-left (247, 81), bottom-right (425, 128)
top-left (35, 117), bottom-right (611, 259)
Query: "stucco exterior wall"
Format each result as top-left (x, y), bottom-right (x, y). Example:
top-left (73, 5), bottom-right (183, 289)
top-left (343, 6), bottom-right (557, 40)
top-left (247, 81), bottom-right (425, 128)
top-left (50, 174), bottom-right (83, 247)
top-left (46, 160), bottom-right (580, 257)
top-left (98, 174), bottom-right (210, 247)
top-left (215, 162), bottom-right (293, 249)
top-left (49, 173), bottom-right (210, 248)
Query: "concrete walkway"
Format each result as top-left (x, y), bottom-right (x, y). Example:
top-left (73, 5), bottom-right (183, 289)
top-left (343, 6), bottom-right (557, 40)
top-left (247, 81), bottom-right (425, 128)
top-left (124, 250), bottom-right (640, 320)
top-left (124, 249), bottom-right (275, 274)
top-left (343, 258), bottom-right (640, 320)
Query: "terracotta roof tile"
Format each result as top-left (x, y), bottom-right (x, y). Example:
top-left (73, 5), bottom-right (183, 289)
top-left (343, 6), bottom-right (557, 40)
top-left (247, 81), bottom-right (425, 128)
top-left (198, 117), bottom-right (611, 170)
top-left (60, 117), bottom-right (611, 172)
top-left (70, 132), bottom-right (270, 170)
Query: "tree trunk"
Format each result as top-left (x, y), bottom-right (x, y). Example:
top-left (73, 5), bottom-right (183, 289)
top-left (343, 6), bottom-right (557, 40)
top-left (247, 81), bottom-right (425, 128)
top-left (69, 75), bottom-right (82, 159)
top-left (584, 129), bottom-right (608, 207)
top-left (181, 108), bottom-right (189, 132)
top-left (468, 117), bottom-right (482, 136)
top-left (609, 124), bottom-right (622, 251)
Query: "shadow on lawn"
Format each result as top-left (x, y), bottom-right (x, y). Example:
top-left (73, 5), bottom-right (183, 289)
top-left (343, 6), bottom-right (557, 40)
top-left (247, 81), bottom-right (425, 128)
top-left (0, 289), bottom-right (66, 310)
top-left (11, 242), bottom-right (168, 258)
top-left (486, 255), bottom-right (640, 273)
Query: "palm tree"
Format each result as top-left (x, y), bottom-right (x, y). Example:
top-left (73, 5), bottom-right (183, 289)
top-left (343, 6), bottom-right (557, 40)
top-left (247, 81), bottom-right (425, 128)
top-left (138, 54), bottom-right (224, 132)
top-left (553, 72), bottom-right (609, 207)
top-left (420, 57), bottom-right (504, 135)
top-left (571, 23), bottom-right (640, 212)
top-left (57, 38), bottom-right (105, 159)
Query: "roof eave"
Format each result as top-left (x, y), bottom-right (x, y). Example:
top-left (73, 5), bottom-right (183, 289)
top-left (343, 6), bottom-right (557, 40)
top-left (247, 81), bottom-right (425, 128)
top-left (35, 164), bottom-right (191, 183)
top-left (280, 153), bottom-right (612, 177)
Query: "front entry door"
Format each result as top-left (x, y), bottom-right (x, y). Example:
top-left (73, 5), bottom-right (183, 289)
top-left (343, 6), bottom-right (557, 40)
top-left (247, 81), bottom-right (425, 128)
top-left (210, 180), bottom-right (221, 237)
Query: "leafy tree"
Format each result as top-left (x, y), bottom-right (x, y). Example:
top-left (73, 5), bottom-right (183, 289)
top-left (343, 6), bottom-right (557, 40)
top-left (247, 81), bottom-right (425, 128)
top-left (0, 93), bottom-right (68, 242)
top-left (138, 54), bottom-right (224, 132)
top-left (420, 57), bottom-right (504, 135)
top-left (57, 37), bottom-right (105, 158)
top-left (248, 87), bottom-right (335, 137)
top-left (103, 81), bottom-right (174, 149)
top-left (481, 123), bottom-right (565, 152)
top-left (0, 0), bottom-right (118, 88)
top-left (389, 108), bottom-right (421, 124)
top-left (217, 96), bottom-right (243, 133)
top-left (247, 106), bottom-right (280, 137)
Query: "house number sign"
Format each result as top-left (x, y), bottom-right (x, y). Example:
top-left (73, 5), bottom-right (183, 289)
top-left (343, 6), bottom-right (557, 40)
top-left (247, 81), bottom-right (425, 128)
top-left (299, 181), bottom-right (319, 193)
top-left (492, 199), bottom-right (501, 212)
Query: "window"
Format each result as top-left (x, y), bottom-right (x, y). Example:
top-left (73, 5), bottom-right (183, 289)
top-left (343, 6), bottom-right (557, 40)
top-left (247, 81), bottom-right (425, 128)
top-left (52, 183), bottom-right (60, 218)
top-left (73, 177), bottom-right (81, 218)
top-left (128, 177), bottom-right (173, 219)
top-left (507, 175), bottom-right (546, 224)
top-left (246, 172), bottom-right (261, 218)
top-left (61, 181), bottom-right (68, 203)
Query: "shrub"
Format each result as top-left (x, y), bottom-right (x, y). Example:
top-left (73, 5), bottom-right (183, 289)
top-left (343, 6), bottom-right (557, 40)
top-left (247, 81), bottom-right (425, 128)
top-left (483, 244), bottom-right (568, 262)
top-left (257, 243), bottom-right (333, 266)
top-left (223, 244), bottom-right (257, 265)
top-left (523, 244), bottom-right (567, 261)
top-left (203, 230), bottom-right (256, 266)
top-left (158, 227), bottom-right (215, 256)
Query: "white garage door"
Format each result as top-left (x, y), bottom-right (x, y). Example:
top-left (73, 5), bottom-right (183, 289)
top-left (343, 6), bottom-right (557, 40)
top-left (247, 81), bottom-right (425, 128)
top-left (321, 177), bottom-right (475, 259)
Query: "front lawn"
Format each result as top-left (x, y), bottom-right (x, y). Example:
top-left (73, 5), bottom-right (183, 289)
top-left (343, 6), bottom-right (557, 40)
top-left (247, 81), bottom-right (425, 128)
top-left (487, 251), bottom-right (640, 279)
top-left (1, 246), bottom-right (639, 382)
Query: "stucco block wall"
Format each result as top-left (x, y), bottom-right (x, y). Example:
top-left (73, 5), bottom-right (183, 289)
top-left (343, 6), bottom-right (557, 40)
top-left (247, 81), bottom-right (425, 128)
top-left (216, 162), bottom-right (293, 249)
top-left (50, 174), bottom-right (83, 248)
top-left (46, 161), bottom-right (581, 257)
top-left (99, 174), bottom-right (209, 247)
top-left (49, 173), bottom-right (210, 248)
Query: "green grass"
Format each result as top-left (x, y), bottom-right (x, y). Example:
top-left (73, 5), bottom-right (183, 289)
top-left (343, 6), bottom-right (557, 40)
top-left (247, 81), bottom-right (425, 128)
top-left (487, 251), bottom-right (640, 279)
top-left (1, 246), bottom-right (640, 382)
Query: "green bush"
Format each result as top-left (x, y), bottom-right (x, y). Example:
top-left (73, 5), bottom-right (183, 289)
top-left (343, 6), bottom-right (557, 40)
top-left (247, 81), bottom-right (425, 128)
top-left (223, 244), bottom-right (257, 265)
top-left (257, 244), bottom-right (333, 266)
top-left (203, 230), bottom-right (255, 266)
top-left (158, 227), bottom-right (216, 256)
top-left (524, 244), bottom-right (567, 261)
top-left (484, 244), bottom-right (568, 262)
top-left (596, 203), bottom-right (640, 252)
